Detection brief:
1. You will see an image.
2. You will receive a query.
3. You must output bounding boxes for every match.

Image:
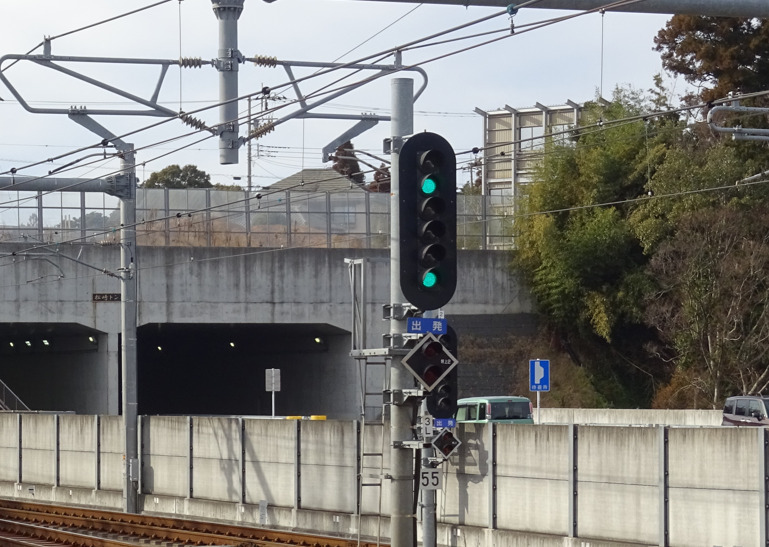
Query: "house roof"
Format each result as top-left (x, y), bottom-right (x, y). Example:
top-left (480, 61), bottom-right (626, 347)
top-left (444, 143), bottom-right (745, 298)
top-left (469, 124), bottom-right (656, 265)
top-left (264, 168), bottom-right (366, 193)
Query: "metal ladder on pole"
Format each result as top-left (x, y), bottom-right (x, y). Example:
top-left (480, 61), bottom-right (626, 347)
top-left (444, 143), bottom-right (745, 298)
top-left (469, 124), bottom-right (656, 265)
top-left (357, 354), bottom-right (388, 547)
top-left (346, 258), bottom-right (388, 547)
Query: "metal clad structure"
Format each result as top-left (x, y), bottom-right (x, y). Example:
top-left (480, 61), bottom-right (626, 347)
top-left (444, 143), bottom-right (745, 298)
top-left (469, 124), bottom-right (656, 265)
top-left (476, 102), bottom-right (581, 201)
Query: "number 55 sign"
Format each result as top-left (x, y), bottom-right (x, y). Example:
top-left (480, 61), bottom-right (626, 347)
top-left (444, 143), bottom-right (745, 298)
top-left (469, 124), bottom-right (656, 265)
top-left (420, 468), bottom-right (442, 490)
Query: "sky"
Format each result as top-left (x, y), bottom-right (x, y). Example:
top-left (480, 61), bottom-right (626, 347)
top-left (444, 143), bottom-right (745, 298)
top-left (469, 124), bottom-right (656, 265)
top-left (0, 0), bottom-right (676, 191)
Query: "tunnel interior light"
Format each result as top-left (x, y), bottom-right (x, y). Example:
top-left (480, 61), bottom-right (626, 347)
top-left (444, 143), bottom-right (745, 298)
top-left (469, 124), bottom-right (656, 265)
top-left (25, 340), bottom-right (31, 347)
top-left (229, 342), bottom-right (236, 348)
top-left (42, 339), bottom-right (50, 346)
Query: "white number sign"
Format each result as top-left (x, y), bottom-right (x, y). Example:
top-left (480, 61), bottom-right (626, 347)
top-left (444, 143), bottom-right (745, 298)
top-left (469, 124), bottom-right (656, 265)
top-left (420, 468), bottom-right (442, 490)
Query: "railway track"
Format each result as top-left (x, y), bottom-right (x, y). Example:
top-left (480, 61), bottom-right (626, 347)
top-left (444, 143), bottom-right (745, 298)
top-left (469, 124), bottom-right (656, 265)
top-left (0, 500), bottom-right (384, 547)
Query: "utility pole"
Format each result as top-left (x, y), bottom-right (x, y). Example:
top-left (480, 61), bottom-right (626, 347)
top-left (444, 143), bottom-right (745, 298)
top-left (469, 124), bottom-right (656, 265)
top-left (119, 144), bottom-right (139, 514)
top-left (211, 0), bottom-right (244, 165)
top-left (389, 77), bottom-right (415, 547)
top-left (247, 95), bottom-right (253, 192)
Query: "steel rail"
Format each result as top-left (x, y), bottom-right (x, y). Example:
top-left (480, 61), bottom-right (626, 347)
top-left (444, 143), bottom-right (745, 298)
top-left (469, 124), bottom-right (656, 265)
top-left (0, 501), bottom-right (384, 547)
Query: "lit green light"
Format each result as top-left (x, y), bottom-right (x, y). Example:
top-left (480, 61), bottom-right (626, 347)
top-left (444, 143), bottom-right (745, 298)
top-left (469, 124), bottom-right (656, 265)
top-left (421, 176), bottom-right (437, 195)
top-left (422, 271), bottom-right (438, 288)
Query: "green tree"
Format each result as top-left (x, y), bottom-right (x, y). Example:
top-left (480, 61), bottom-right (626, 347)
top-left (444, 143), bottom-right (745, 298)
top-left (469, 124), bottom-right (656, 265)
top-left (512, 87), bottom-right (686, 406)
top-left (654, 16), bottom-right (769, 103)
top-left (515, 91), bottom-right (659, 342)
top-left (142, 164), bottom-right (212, 189)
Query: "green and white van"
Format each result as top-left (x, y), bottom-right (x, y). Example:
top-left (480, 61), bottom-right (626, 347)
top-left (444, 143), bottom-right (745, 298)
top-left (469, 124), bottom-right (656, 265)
top-left (455, 396), bottom-right (534, 424)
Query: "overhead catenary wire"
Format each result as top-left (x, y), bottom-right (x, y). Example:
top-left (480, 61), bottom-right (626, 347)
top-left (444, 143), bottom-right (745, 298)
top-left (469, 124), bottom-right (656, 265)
top-left (0, 0), bottom-right (175, 74)
top-left (0, 0), bottom-right (638, 187)
top-left (2, 80), bottom-right (764, 218)
top-left (0, 1), bottom-right (520, 181)
top-left (5, 82), bottom-right (768, 256)
top-left (0, 0), bottom-right (712, 247)
top-left (2, 80), bottom-right (766, 250)
top-left (9, 0), bottom-right (613, 181)
top-left (0, 3), bottom-right (548, 194)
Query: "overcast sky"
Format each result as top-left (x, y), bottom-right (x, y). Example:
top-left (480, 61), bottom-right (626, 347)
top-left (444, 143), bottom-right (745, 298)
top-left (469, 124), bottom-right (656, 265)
top-left (0, 0), bottom-right (675, 190)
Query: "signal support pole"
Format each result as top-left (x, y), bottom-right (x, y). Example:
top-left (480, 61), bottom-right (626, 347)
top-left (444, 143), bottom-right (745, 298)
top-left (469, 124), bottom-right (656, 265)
top-left (211, 0), bottom-right (244, 165)
top-left (390, 77), bottom-right (414, 547)
top-left (119, 145), bottom-right (139, 514)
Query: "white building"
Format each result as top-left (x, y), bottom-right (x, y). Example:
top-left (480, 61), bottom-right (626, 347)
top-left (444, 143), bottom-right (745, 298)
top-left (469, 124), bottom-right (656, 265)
top-left (474, 101), bottom-right (583, 200)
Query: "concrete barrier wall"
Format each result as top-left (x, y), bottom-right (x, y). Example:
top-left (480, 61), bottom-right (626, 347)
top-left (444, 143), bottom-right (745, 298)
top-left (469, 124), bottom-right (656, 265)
top-left (667, 427), bottom-right (762, 547)
top-left (300, 420), bottom-right (357, 513)
top-left (244, 419), bottom-right (296, 507)
top-left (442, 423), bottom-right (490, 528)
top-left (0, 414), bottom-right (766, 547)
top-left (0, 414), bottom-right (18, 482)
top-left (101, 416), bottom-right (124, 491)
top-left (59, 415), bottom-right (95, 489)
top-left (577, 426), bottom-right (660, 544)
top-left (192, 417), bottom-right (241, 503)
top-left (538, 408), bottom-right (722, 426)
top-left (141, 416), bottom-right (189, 497)
top-left (21, 414), bottom-right (55, 485)
top-left (495, 424), bottom-right (571, 535)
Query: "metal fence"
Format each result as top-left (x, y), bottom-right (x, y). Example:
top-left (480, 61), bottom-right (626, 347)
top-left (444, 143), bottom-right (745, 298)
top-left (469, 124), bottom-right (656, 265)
top-left (0, 188), bottom-right (516, 250)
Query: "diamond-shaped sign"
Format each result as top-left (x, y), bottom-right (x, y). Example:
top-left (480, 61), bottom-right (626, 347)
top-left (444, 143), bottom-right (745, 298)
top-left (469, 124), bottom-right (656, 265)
top-left (432, 428), bottom-right (461, 460)
top-left (401, 333), bottom-right (458, 391)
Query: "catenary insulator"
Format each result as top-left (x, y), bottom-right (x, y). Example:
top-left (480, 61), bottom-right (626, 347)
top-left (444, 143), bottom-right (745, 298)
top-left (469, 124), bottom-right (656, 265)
top-left (249, 122), bottom-right (276, 140)
top-left (251, 55), bottom-right (278, 68)
top-left (178, 57), bottom-right (205, 68)
top-left (180, 113), bottom-right (215, 134)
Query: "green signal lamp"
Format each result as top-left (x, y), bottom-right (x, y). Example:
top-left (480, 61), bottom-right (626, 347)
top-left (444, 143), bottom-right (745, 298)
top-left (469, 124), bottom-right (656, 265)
top-left (422, 271), bottom-right (438, 288)
top-left (420, 176), bottom-right (438, 195)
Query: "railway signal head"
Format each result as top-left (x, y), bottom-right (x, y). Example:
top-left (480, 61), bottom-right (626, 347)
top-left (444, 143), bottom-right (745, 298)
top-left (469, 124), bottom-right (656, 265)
top-left (401, 331), bottom-right (458, 401)
top-left (398, 132), bottom-right (457, 311)
top-left (432, 428), bottom-right (461, 460)
top-left (425, 326), bottom-right (458, 419)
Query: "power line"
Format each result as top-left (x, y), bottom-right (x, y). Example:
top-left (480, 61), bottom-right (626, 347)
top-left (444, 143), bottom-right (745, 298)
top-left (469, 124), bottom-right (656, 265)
top-left (0, 0), bottom-right (663, 219)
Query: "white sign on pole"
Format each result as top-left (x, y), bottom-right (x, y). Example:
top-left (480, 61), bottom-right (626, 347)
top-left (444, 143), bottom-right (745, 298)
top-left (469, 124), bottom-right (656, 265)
top-left (265, 368), bottom-right (281, 392)
top-left (419, 468), bottom-right (442, 490)
top-left (422, 414), bottom-right (434, 437)
top-left (266, 368), bottom-right (280, 418)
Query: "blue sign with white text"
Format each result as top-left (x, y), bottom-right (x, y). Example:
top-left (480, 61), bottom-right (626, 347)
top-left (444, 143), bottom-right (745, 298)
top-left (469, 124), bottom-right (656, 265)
top-left (434, 418), bottom-right (456, 429)
top-left (529, 359), bottom-right (551, 392)
top-left (407, 317), bottom-right (447, 335)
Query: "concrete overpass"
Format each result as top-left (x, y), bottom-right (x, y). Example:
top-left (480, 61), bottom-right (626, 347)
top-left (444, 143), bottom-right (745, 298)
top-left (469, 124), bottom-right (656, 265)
top-left (0, 240), bottom-right (532, 417)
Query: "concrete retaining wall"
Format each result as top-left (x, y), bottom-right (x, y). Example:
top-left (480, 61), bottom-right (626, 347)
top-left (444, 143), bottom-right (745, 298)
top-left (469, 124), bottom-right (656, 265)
top-left (538, 408), bottom-right (722, 426)
top-left (0, 244), bottom-right (532, 417)
top-left (0, 413), bottom-right (765, 547)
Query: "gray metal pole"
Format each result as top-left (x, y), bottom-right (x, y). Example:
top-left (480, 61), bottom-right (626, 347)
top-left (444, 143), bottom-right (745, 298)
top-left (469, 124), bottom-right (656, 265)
top-left (421, 401), bottom-right (436, 547)
top-left (211, 0), bottom-right (244, 165)
top-left (390, 77), bottom-right (414, 547)
top-left (247, 96), bottom-right (253, 192)
top-left (120, 145), bottom-right (139, 514)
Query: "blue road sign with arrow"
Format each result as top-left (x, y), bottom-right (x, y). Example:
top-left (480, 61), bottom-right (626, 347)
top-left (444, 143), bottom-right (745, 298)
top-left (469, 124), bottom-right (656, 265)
top-left (529, 359), bottom-right (550, 392)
